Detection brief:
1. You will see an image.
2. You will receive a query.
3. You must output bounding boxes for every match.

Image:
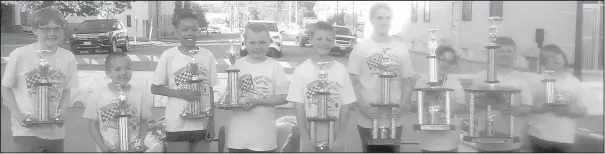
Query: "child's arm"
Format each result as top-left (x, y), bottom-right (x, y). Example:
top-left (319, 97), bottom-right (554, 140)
top-left (250, 94), bottom-right (288, 107)
top-left (294, 103), bottom-right (310, 141)
top-left (336, 104), bottom-right (351, 140)
top-left (1, 50), bottom-right (27, 126)
top-left (138, 119), bottom-right (149, 144)
top-left (88, 119), bottom-right (107, 149)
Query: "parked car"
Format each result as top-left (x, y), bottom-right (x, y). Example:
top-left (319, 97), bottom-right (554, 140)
top-left (240, 20), bottom-right (284, 58)
top-left (295, 21), bottom-right (319, 47)
top-left (69, 19), bottom-right (129, 54)
top-left (208, 26), bottom-right (222, 34)
top-left (330, 25), bottom-right (357, 55)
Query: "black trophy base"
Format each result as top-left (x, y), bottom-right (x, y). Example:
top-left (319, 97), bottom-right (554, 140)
top-left (413, 124), bottom-right (456, 131)
top-left (464, 85), bottom-right (520, 93)
top-left (307, 116), bottom-right (338, 122)
top-left (181, 113), bottom-right (212, 119)
top-left (543, 103), bottom-right (568, 107)
top-left (315, 146), bottom-right (332, 152)
top-left (370, 103), bottom-right (400, 108)
top-left (217, 104), bottom-right (246, 110)
top-left (116, 114), bottom-right (133, 118)
top-left (113, 148), bottom-right (144, 153)
top-left (367, 139), bottom-right (400, 146)
top-left (414, 87), bottom-right (454, 92)
top-left (25, 119), bottom-right (64, 125)
top-left (462, 135), bottom-right (520, 144)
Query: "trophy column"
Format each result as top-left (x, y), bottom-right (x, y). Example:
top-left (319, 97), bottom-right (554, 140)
top-left (181, 49), bottom-right (213, 119)
top-left (541, 70), bottom-right (569, 108)
top-left (413, 29), bottom-right (455, 131)
top-left (25, 50), bottom-right (63, 125)
top-left (114, 84), bottom-right (142, 152)
top-left (462, 17), bottom-right (521, 144)
top-left (218, 40), bottom-right (246, 109)
top-left (306, 62), bottom-right (337, 152)
top-left (368, 49), bottom-right (400, 146)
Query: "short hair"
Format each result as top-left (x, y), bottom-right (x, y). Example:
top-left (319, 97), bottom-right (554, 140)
top-left (494, 36), bottom-right (516, 47)
top-left (243, 23), bottom-right (272, 43)
top-left (309, 21), bottom-right (334, 38)
top-left (435, 45), bottom-right (459, 65)
top-left (172, 10), bottom-right (198, 27)
top-left (32, 7), bottom-right (66, 28)
top-left (539, 44), bottom-right (569, 67)
top-left (369, 3), bottom-right (392, 20)
top-left (104, 52), bottom-right (130, 71)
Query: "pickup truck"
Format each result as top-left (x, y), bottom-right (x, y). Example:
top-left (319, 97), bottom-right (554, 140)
top-left (330, 25), bottom-right (357, 55)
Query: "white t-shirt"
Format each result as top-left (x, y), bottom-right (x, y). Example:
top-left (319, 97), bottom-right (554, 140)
top-left (1, 44), bottom-right (78, 140)
top-left (347, 38), bottom-right (416, 128)
top-left (528, 73), bottom-right (585, 144)
top-left (226, 57), bottom-right (289, 151)
top-left (151, 46), bottom-right (219, 132)
top-left (412, 74), bottom-right (464, 151)
top-left (82, 84), bottom-right (153, 151)
top-left (471, 70), bottom-right (535, 151)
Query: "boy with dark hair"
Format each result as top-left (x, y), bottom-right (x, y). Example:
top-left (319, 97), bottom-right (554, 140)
top-left (1, 7), bottom-right (78, 152)
top-left (150, 10), bottom-right (218, 152)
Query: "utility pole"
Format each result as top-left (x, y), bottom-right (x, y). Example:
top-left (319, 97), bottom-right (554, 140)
top-left (288, 1), bottom-right (292, 25)
top-left (295, 1), bottom-right (298, 25)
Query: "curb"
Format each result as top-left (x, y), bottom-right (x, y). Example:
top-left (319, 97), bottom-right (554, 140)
top-left (160, 39), bottom-right (236, 44)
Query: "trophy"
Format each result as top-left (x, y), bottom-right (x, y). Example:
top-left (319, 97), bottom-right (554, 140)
top-left (180, 46), bottom-right (213, 119)
top-left (217, 40), bottom-right (245, 109)
top-left (541, 70), bottom-right (570, 108)
top-left (306, 61), bottom-right (337, 152)
top-left (367, 48), bottom-right (400, 146)
top-left (112, 83), bottom-right (143, 152)
top-left (462, 17), bottom-right (521, 144)
top-left (145, 116), bottom-right (167, 152)
top-left (413, 29), bottom-right (456, 131)
top-left (24, 49), bottom-right (63, 125)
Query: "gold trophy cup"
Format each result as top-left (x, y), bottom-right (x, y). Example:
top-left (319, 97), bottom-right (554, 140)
top-left (306, 61), bottom-right (338, 152)
top-left (413, 29), bottom-right (456, 131)
top-left (112, 83), bottom-right (143, 152)
top-left (24, 49), bottom-right (63, 125)
top-left (462, 17), bottom-right (521, 144)
top-left (368, 48), bottom-right (400, 146)
top-left (180, 46), bottom-right (214, 119)
top-left (541, 70), bottom-right (570, 108)
top-left (218, 40), bottom-right (246, 109)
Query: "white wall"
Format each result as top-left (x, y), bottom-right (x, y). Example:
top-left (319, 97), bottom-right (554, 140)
top-left (116, 1), bottom-right (150, 38)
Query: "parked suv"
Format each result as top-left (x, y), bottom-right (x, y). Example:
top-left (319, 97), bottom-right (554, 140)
top-left (69, 19), bottom-right (129, 54)
top-left (240, 20), bottom-right (284, 57)
top-left (330, 25), bottom-right (357, 55)
top-left (295, 20), bottom-right (319, 47)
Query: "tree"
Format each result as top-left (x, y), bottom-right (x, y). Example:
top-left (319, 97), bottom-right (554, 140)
top-left (183, 1), bottom-right (192, 12)
top-left (1, 1), bottom-right (134, 20)
top-left (192, 2), bottom-right (208, 28)
top-left (172, 1), bottom-right (182, 26)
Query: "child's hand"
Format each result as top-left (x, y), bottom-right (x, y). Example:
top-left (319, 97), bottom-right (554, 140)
top-left (242, 99), bottom-right (260, 109)
top-left (13, 113), bottom-right (32, 128)
top-left (99, 143), bottom-right (113, 152)
top-left (176, 89), bottom-right (201, 101)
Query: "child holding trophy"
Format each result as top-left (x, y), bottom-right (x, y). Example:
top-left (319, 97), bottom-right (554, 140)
top-left (347, 3), bottom-right (418, 153)
top-left (412, 46), bottom-right (466, 152)
top-left (1, 7), bottom-right (78, 152)
top-left (527, 44), bottom-right (587, 152)
top-left (83, 53), bottom-right (153, 152)
top-left (221, 23), bottom-right (289, 152)
top-left (150, 10), bottom-right (219, 152)
top-left (287, 21), bottom-right (356, 152)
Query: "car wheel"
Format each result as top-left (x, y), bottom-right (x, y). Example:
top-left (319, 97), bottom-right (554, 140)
top-left (121, 37), bottom-right (129, 52)
top-left (109, 38), bottom-right (118, 53)
top-left (70, 47), bottom-right (81, 55)
top-left (299, 39), bottom-right (305, 47)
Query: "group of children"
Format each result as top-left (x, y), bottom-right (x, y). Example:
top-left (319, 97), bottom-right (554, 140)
top-left (1, 3), bottom-right (589, 153)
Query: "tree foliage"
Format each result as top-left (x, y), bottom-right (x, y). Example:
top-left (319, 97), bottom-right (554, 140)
top-left (0, 1), bottom-right (134, 19)
top-left (191, 2), bottom-right (208, 28)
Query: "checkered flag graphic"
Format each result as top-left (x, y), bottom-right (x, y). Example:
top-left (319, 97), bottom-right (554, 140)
top-left (174, 66), bottom-right (192, 87)
top-left (238, 74), bottom-right (263, 96)
top-left (366, 53), bottom-right (386, 74)
top-left (101, 105), bottom-right (120, 122)
top-left (305, 80), bottom-right (322, 103)
top-left (25, 69), bottom-right (42, 96)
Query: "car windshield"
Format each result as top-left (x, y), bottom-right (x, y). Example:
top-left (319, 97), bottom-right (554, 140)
top-left (334, 27), bottom-right (351, 35)
top-left (251, 22), bottom-right (278, 31)
top-left (78, 20), bottom-right (114, 30)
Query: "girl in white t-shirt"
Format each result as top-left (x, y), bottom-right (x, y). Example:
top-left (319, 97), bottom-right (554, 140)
top-left (287, 21), bottom-right (356, 152)
top-left (221, 23), bottom-right (289, 153)
top-left (528, 44), bottom-right (587, 152)
top-left (412, 46), bottom-right (466, 152)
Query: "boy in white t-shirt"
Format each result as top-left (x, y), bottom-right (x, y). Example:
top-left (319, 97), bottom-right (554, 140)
top-left (470, 36), bottom-right (536, 152)
top-left (287, 21), bottom-right (356, 152)
top-left (222, 23), bottom-right (289, 152)
top-left (1, 7), bottom-right (78, 152)
top-left (527, 44), bottom-right (588, 152)
top-left (83, 53), bottom-right (153, 152)
top-left (150, 10), bottom-right (219, 152)
top-left (411, 46), bottom-right (466, 152)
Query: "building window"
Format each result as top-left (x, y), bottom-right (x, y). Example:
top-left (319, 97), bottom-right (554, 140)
top-left (127, 15), bottom-right (132, 27)
top-left (424, 1), bottom-right (431, 22)
top-left (411, 2), bottom-right (418, 22)
top-left (462, 1), bottom-right (472, 21)
top-left (489, 1), bottom-right (503, 19)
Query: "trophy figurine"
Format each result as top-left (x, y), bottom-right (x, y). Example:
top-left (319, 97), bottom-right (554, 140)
top-left (24, 49), bottom-right (63, 125)
top-left (180, 46), bottom-right (214, 119)
top-left (462, 17), bottom-right (521, 144)
top-left (218, 40), bottom-right (245, 109)
top-left (541, 70), bottom-right (570, 108)
top-left (367, 48), bottom-right (400, 146)
top-left (306, 61), bottom-right (338, 152)
top-left (114, 83), bottom-right (143, 152)
top-left (413, 29), bottom-right (455, 131)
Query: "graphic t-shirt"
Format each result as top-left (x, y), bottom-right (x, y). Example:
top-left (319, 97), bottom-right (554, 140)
top-left (82, 84), bottom-right (153, 151)
top-left (470, 70), bottom-right (535, 151)
top-left (529, 73), bottom-right (586, 144)
top-left (1, 44), bottom-right (78, 139)
top-left (412, 74), bottom-right (465, 151)
top-left (287, 59), bottom-right (356, 124)
top-left (347, 38), bottom-right (416, 128)
top-left (151, 46), bottom-right (219, 132)
top-left (226, 57), bottom-right (289, 151)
